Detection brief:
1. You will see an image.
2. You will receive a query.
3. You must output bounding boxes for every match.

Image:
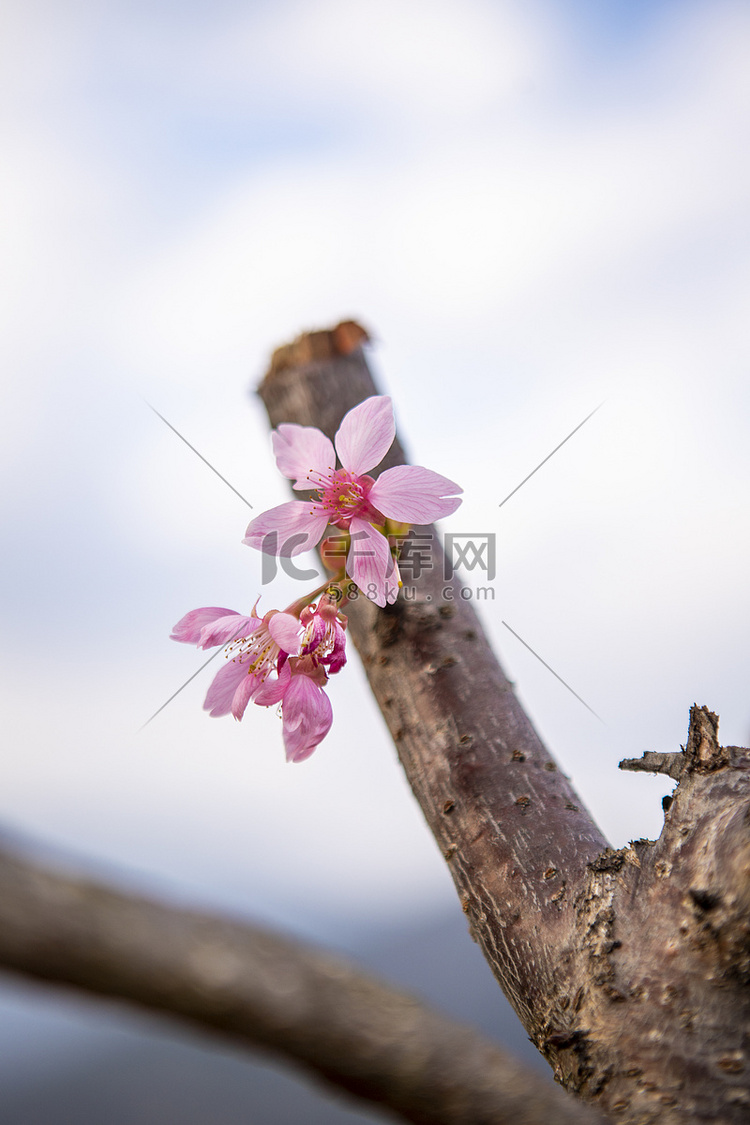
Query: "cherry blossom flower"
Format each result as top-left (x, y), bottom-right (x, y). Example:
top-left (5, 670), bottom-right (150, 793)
top-left (253, 595), bottom-right (347, 760)
top-left (243, 396), bottom-right (462, 607)
top-left (253, 657), bottom-right (333, 763)
top-left (170, 595), bottom-right (346, 761)
top-left (170, 602), bottom-right (302, 721)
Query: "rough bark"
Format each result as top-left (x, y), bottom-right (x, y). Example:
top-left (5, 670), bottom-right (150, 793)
top-left (0, 846), bottom-right (603, 1125)
top-left (256, 324), bottom-right (750, 1123)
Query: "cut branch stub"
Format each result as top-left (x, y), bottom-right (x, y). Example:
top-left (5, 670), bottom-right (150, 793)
top-left (619, 705), bottom-right (729, 779)
top-left (683, 704), bottom-right (730, 771)
top-left (619, 752), bottom-right (686, 781)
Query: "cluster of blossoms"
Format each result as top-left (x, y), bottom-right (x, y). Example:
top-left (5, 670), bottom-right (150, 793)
top-left (172, 395), bottom-right (461, 761)
top-left (171, 592), bottom-right (345, 762)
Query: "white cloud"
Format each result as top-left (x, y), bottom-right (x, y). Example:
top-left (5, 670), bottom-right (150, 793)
top-left (126, 0), bottom-right (552, 129)
top-left (0, 0), bottom-right (748, 937)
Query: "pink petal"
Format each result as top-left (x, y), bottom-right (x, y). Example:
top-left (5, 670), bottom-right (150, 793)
top-left (334, 396), bottom-right (395, 476)
top-left (281, 673), bottom-right (333, 762)
top-left (267, 611), bottom-right (302, 655)
top-left (325, 622), bottom-right (347, 674)
top-left (347, 518), bottom-right (399, 608)
top-left (171, 607), bottom-right (239, 646)
top-left (198, 613), bottom-right (260, 650)
top-left (272, 424), bottom-right (336, 490)
top-left (243, 502), bottom-right (329, 557)
top-left (230, 669), bottom-right (264, 721)
top-left (203, 658), bottom-right (253, 717)
top-left (299, 615), bottom-right (326, 656)
top-left (254, 661), bottom-right (291, 706)
top-left (368, 465), bottom-right (463, 523)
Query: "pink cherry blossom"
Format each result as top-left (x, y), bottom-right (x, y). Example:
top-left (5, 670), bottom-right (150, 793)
top-left (170, 602), bottom-right (302, 721)
top-left (243, 396), bottom-right (462, 607)
top-left (253, 657), bottom-right (333, 762)
top-left (171, 597), bottom-right (344, 761)
top-left (252, 595), bottom-right (347, 760)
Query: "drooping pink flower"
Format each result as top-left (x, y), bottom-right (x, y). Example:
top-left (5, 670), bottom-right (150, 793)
top-left (253, 657), bottom-right (333, 762)
top-left (243, 396), bottom-right (462, 608)
top-left (171, 597), bottom-right (344, 761)
top-left (170, 603), bottom-right (302, 721)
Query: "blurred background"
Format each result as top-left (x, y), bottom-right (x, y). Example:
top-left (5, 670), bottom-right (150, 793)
top-left (1, 0), bottom-right (748, 1119)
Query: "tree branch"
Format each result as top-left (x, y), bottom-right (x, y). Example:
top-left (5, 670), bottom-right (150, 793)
top-left (255, 326), bottom-right (750, 1123)
top-left (0, 844), bottom-right (603, 1125)
top-left (257, 327), bottom-right (608, 1026)
top-left (619, 752), bottom-right (686, 781)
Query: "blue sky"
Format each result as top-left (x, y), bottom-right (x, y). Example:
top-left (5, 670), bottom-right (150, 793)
top-left (1, 0), bottom-right (748, 970)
